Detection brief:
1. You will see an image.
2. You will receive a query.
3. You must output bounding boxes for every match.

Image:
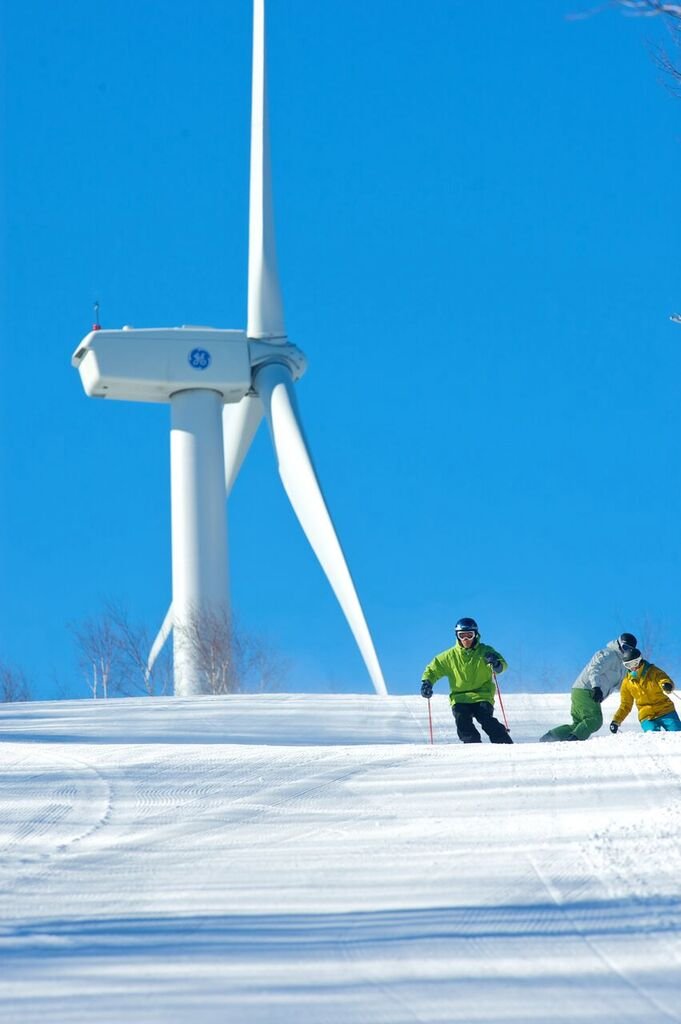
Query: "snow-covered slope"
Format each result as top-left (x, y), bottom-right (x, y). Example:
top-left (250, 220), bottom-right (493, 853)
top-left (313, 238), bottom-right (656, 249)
top-left (1, 693), bottom-right (680, 1023)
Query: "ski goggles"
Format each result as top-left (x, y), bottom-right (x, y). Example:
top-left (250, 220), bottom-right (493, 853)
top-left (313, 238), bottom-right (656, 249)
top-left (623, 655), bottom-right (642, 671)
top-left (617, 639), bottom-right (636, 655)
top-left (456, 630), bottom-right (476, 640)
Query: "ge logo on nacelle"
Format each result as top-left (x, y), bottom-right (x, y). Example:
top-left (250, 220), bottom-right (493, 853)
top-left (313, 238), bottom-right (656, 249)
top-left (188, 348), bottom-right (211, 370)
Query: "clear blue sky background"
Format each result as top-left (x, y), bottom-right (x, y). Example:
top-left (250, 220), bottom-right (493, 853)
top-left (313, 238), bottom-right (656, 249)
top-left (1, 0), bottom-right (680, 700)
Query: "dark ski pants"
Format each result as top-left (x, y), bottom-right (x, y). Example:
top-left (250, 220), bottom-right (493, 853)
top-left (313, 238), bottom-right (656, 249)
top-left (452, 700), bottom-right (513, 744)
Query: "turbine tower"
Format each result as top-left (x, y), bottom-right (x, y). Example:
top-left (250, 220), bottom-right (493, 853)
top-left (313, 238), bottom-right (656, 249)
top-left (71, 0), bottom-right (388, 698)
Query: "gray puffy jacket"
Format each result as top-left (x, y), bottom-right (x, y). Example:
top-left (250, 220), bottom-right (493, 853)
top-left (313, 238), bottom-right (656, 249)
top-left (571, 640), bottom-right (626, 700)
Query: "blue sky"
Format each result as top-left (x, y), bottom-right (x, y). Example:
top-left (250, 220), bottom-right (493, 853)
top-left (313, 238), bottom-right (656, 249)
top-left (1, 0), bottom-right (680, 700)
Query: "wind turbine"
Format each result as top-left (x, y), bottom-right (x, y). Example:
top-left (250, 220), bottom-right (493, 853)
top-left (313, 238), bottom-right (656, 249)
top-left (72, 0), bottom-right (388, 698)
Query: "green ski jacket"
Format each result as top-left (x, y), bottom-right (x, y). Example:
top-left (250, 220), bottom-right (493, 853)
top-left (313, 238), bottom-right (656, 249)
top-left (422, 641), bottom-right (507, 706)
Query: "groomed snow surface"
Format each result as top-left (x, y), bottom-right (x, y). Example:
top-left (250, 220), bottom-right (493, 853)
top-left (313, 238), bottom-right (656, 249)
top-left (1, 692), bottom-right (680, 1023)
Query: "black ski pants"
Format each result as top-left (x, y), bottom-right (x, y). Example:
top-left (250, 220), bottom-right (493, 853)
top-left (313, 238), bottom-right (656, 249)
top-left (452, 700), bottom-right (513, 744)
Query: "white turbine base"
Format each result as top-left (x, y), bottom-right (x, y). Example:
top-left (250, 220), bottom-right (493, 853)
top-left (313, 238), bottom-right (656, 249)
top-left (170, 389), bottom-right (230, 696)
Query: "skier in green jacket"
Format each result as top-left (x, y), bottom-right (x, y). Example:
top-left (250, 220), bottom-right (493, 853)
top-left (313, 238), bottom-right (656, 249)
top-left (420, 617), bottom-right (512, 744)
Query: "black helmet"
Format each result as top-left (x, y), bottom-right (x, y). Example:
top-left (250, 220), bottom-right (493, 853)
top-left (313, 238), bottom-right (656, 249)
top-left (617, 633), bottom-right (638, 658)
top-left (622, 649), bottom-right (642, 671)
top-left (455, 617), bottom-right (479, 639)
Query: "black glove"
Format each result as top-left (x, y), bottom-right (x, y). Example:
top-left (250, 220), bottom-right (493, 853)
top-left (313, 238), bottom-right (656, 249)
top-left (592, 686), bottom-right (603, 704)
top-left (610, 722), bottom-right (619, 734)
top-left (484, 653), bottom-right (503, 673)
top-left (420, 681), bottom-right (433, 699)
top-left (663, 682), bottom-right (674, 693)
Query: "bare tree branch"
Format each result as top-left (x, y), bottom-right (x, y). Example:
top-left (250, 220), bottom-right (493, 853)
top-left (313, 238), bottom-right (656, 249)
top-left (614, 2), bottom-right (681, 16)
top-left (0, 662), bottom-right (32, 702)
top-left (651, 26), bottom-right (681, 88)
top-left (174, 608), bottom-right (289, 695)
top-left (70, 611), bottom-right (120, 698)
top-left (71, 601), bottom-right (287, 698)
top-left (105, 601), bottom-right (172, 697)
top-left (572, 0), bottom-right (681, 86)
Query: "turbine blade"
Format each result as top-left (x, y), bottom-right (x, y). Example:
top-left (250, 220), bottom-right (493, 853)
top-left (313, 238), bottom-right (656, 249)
top-left (223, 395), bottom-right (263, 496)
top-left (247, 0), bottom-right (285, 341)
top-left (147, 604), bottom-right (174, 679)
top-left (255, 362), bottom-right (388, 696)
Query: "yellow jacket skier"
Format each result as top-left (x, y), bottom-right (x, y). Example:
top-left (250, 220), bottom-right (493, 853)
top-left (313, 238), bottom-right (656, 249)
top-left (610, 651), bottom-right (681, 734)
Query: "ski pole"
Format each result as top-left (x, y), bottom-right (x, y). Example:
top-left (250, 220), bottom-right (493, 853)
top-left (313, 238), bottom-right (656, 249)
top-left (427, 697), bottom-right (434, 744)
top-left (492, 669), bottom-right (510, 732)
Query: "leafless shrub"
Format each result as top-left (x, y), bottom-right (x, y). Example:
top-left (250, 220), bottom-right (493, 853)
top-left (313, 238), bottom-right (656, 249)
top-left (634, 613), bottom-right (681, 678)
top-left (71, 602), bottom-right (169, 698)
top-left (174, 608), bottom-right (290, 695)
top-left (637, 611), bottom-right (663, 661)
top-left (0, 662), bottom-right (32, 702)
top-left (70, 609), bottom-right (120, 698)
top-left (106, 603), bottom-right (172, 697)
top-left (71, 601), bottom-right (286, 697)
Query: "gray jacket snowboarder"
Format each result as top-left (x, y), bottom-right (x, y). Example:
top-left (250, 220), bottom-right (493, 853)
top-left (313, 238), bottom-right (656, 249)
top-left (540, 633), bottom-right (637, 742)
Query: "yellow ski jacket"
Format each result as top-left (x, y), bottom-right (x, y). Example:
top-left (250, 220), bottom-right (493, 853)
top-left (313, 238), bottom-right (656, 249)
top-left (612, 661), bottom-right (675, 725)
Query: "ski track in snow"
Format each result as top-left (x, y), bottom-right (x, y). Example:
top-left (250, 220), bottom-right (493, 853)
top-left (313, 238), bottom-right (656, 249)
top-left (0, 693), bottom-right (680, 1023)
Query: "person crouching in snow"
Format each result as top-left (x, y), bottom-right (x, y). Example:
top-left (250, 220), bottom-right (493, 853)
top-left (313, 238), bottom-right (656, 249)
top-left (420, 617), bottom-right (512, 744)
top-left (610, 650), bottom-right (681, 734)
top-left (540, 633), bottom-right (637, 743)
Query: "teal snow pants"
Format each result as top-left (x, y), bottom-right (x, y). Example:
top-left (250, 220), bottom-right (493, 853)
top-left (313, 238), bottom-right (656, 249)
top-left (542, 688), bottom-right (603, 742)
top-left (641, 710), bottom-right (681, 732)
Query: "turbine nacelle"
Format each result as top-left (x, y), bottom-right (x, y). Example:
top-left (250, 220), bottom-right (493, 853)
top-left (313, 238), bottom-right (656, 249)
top-left (71, 326), bottom-right (306, 403)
